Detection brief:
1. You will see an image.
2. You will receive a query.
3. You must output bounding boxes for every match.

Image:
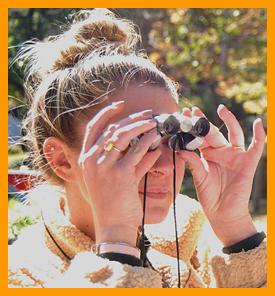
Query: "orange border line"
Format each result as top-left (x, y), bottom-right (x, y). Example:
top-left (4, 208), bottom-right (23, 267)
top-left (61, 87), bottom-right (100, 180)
top-left (1, 1), bottom-right (274, 294)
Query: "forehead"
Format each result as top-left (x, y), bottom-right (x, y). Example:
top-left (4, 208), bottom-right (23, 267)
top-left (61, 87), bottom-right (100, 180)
top-left (112, 85), bottom-right (179, 120)
top-left (75, 85), bottom-right (179, 146)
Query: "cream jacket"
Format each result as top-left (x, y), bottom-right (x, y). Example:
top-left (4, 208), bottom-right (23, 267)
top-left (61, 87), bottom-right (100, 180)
top-left (8, 192), bottom-right (266, 288)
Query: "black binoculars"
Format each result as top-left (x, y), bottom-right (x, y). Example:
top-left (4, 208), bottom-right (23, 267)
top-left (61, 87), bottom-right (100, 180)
top-left (131, 112), bottom-right (210, 152)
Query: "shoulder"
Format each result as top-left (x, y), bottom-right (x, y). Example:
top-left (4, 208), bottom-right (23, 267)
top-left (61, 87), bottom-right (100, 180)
top-left (9, 222), bottom-right (66, 287)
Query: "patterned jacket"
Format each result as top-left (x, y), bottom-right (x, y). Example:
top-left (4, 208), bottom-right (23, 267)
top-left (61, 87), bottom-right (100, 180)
top-left (8, 191), bottom-right (266, 288)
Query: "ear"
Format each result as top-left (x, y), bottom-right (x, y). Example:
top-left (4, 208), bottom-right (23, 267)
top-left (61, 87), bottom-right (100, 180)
top-left (43, 137), bottom-right (77, 182)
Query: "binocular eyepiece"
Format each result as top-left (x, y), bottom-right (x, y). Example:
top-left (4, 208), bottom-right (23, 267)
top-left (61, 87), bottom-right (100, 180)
top-left (131, 112), bottom-right (210, 152)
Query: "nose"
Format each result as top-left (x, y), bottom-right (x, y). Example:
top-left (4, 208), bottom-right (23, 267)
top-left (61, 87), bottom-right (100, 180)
top-left (148, 146), bottom-right (174, 177)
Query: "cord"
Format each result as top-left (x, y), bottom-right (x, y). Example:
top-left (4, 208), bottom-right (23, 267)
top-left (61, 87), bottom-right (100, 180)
top-left (140, 173), bottom-right (148, 266)
top-left (140, 145), bottom-right (181, 287)
top-left (173, 145), bottom-right (181, 288)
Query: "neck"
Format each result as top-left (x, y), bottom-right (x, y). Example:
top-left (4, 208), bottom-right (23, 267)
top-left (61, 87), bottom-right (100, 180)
top-left (64, 183), bottom-right (96, 242)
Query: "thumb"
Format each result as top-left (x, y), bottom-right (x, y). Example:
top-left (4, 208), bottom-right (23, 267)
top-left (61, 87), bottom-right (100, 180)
top-left (136, 149), bottom-right (162, 181)
top-left (178, 150), bottom-right (208, 186)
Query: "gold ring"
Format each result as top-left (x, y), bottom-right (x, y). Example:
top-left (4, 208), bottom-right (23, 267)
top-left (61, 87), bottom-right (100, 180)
top-left (104, 141), bottom-right (123, 153)
top-left (113, 146), bottom-right (123, 153)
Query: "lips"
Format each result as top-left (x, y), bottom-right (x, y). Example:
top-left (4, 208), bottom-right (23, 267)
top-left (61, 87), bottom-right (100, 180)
top-left (139, 188), bottom-right (169, 199)
top-left (141, 187), bottom-right (169, 193)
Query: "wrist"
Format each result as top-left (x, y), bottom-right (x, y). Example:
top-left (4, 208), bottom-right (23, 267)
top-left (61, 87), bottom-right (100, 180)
top-left (210, 215), bottom-right (257, 246)
top-left (96, 224), bottom-right (139, 246)
top-left (92, 242), bottom-right (141, 258)
top-left (222, 231), bottom-right (266, 254)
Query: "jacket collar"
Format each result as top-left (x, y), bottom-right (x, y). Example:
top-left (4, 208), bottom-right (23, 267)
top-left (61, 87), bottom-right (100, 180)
top-left (41, 192), bottom-right (150, 261)
top-left (41, 192), bottom-right (93, 260)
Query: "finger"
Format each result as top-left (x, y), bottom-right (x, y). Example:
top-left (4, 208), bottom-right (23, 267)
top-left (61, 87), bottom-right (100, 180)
top-left (199, 146), bottom-right (243, 165)
top-left (201, 123), bottom-right (229, 149)
top-left (217, 104), bottom-right (245, 149)
top-left (181, 107), bottom-right (192, 117)
top-left (81, 101), bottom-right (125, 154)
top-left (192, 106), bottom-right (229, 149)
top-left (135, 149), bottom-right (162, 181)
top-left (247, 118), bottom-right (266, 162)
top-left (177, 150), bottom-right (208, 187)
top-left (87, 118), bottom-right (156, 164)
top-left (191, 106), bottom-right (206, 118)
top-left (102, 109), bottom-right (153, 139)
top-left (120, 129), bottom-right (162, 167)
top-left (99, 119), bottom-right (157, 164)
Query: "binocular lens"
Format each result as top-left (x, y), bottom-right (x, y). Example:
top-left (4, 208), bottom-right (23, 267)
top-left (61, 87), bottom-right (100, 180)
top-left (193, 118), bottom-right (210, 137)
top-left (163, 115), bottom-right (181, 135)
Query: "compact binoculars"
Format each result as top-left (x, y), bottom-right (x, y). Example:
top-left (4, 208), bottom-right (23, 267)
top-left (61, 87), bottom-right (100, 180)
top-left (131, 112), bottom-right (210, 152)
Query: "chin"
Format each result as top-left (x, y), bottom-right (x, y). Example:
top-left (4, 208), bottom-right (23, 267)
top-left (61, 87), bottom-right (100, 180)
top-left (144, 205), bottom-right (170, 224)
top-left (138, 192), bottom-right (172, 224)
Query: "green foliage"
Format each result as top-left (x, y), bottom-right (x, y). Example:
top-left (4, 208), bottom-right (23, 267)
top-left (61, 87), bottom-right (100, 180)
top-left (8, 198), bottom-right (40, 244)
top-left (8, 151), bottom-right (29, 168)
top-left (8, 8), bottom-right (267, 119)
top-left (147, 9), bottom-right (266, 117)
top-left (9, 9), bottom-right (266, 123)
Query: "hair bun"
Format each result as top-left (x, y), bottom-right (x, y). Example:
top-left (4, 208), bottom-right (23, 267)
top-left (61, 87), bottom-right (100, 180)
top-left (73, 9), bottom-right (129, 43)
top-left (52, 9), bottom-right (140, 70)
top-left (15, 9), bottom-right (141, 87)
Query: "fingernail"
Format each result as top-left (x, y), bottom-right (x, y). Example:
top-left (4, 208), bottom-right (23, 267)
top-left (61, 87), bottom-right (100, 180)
top-left (129, 110), bottom-right (152, 119)
top-left (217, 104), bottom-right (225, 113)
top-left (255, 118), bottom-right (262, 124)
top-left (112, 100), bottom-right (125, 106)
top-left (137, 109), bottom-right (153, 117)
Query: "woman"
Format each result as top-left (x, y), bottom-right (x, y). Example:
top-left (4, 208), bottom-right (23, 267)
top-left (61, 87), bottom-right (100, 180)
top-left (9, 9), bottom-right (266, 288)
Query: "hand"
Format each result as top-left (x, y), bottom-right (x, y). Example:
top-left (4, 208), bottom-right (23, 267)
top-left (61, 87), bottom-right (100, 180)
top-left (178, 105), bottom-right (266, 246)
top-left (77, 101), bottom-right (161, 246)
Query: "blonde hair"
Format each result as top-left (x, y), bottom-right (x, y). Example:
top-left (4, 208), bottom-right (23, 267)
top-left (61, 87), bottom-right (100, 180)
top-left (16, 9), bottom-right (179, 186)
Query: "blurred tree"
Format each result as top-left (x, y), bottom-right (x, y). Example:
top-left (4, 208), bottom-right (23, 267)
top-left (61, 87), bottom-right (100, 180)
top-left (147, 9), bottom-right (266, 121)
top-left (8, 8), bottom-right (266, 214)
